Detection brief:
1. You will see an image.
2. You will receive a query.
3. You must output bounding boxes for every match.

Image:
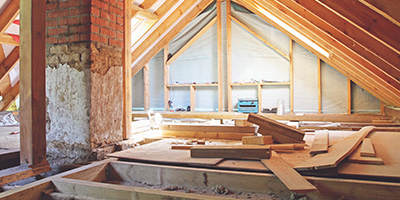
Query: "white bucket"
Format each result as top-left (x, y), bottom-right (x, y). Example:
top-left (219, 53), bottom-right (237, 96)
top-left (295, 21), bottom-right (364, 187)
top-left (277, 100), bottom-right (285, 115)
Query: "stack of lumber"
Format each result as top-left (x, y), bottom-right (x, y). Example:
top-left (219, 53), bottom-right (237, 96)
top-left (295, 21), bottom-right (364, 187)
top-left (347, 138), bottom-right (384, 165)
top-left (160, 123), bottom-right (256, 140)
top-left (247, 114), bottom-right (305, 143)
top-left (242, 136), bottom-right (273, 145)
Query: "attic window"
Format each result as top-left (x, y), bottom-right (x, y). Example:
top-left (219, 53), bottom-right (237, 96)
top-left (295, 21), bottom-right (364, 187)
top-left (131, 13), bottom-right (157, 46)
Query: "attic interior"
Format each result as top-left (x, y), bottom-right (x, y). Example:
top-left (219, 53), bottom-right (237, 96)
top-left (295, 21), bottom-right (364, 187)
top-left (1, 0), bottom-right (400, 199)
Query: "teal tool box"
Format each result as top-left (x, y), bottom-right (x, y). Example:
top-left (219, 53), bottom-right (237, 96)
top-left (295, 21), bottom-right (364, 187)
top-left (237, 98), bottom-right (258, 113)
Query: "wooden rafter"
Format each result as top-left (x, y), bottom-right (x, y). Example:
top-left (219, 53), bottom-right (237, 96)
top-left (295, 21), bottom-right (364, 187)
top-left (235, 0), bottom-right (400, 107)
top-left (0, 81), bottom-right (19, 111)
top-left (230, 15), bottom-right (289, 60)
top-left (318, 0), bottom-right (400, 54)
top-left (166, 17), bottom-right (217, 65)
top-left (131, 0), bottom-right (214, 77)
top-left (131, 3), bottom-right (158, 20)
top-left (140, 0), bottom-right (159, 10)
top-left (0, 0), bottom-right (19, 35)
top-left (0, 34), bottom-right (19, 46)
top-left (154, 0), bottom-right (177, 17)
top-left (359, 0), bottom-right (400, 27)
top-left (283, 0), bottom-right (400, 81)
top-left (0, 46), bottom-right (19, 83)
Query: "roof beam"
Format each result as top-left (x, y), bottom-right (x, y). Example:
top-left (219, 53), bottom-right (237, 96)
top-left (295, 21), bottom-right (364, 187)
top-left (317, 0), bottom-right (400, 54)
top-left (140, 0), bottom-right (158, 10)
top-left (235, 0), bottom-right (400, 107)
top-left (0, 0), bottom-right (20, 35)
top-left (131, 0), bottom-right (214, 76)
top-left (0, 81), bottom-right (19, 111)
top-left (359, 0), bottom-right (400, 27)
top-left (0, 46), bottom-right (19, 83)
top-left (277, 0), bottom-right (400, 84)
top-left (166, 17), bottom-right (217, 65)
top-left (131, 3), bottom-right (158, 20)
top-left (230, 15), bottom-right (289, 60)
top-left (0, 34), bottom-right (19, 46)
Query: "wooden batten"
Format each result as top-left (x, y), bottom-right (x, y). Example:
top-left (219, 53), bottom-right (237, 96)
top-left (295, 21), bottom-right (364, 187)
top-left (143, 63), bottom-right (150, 111)
top-left (360, 138), bottom-right (376, 157)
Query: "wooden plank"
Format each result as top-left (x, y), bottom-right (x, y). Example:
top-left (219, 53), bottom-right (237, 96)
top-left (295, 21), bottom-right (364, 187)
top-left (0, 81), bottom-right (19, 111)
top-left (163, 45), bottom-right (169, 111)
top-left (171, 145), bottom-right (193, 150)
top-left (160, 124), bottom-right (256, 133)
top-left (348, 78), bottom-right (352, 114)
top-left (143, 63), bottom-right (150, 111)
top-left (235, 119), bottom-right (253, 127)
top-left (130, 3), bottom-right (159, 20)
top-left (360, 138), bottom-right (376, 157)
top-left (0, 34), bottom-right (19, 46)
top-left (309, 130), bottom-right (329, 155)
top-left (258, 126), bottom-right (305, 144)
top-left (131, 0), bottom-right (214, 76)
top-left (0, 46), bottom-right (19, 83)
top-left (348, 151), bottom-right (384, 165)
top-left (295, 126), bottom-right (375, 170)
top-left (0, 164), bottom-right (50, 185)
top-left (20, 0), bottom-right (48, 166)
top-left (133, 111), bottom-right (248, 120)
top-left (318, 58), bottom-right (321, 114)
top-left (52, 178), bottom-right (233, 200)
top-left (227, 0), bottom-right (232, 112)
top-left (257, 84), bottom-right (262, 113)
top-left (289, 39), bottom-right (294, 113)
top-left (248, 113), bottom-right (305, 141)
top-left (122, 0), bottom-right (132, 139)
top-left (0, 0), bottom-right (19, 34)
top-left (261, 151), bottom-right (316, 193)
top-left (242, 136), bottom-right (273, 145)
top-left (190, 85), bottom-right (195, 111)
top-left (230, 15), bottom-right (289, 60)
top-left (161, 130), bottom-right (254, 140)
top-left (190, 145), bottom-right (271, 159)
top-left (217, 0), bottom-right (223, 112)
top-left (360, 0), bottom-right (400, 27)
top-left (166, 17), bottom-right (216, 65)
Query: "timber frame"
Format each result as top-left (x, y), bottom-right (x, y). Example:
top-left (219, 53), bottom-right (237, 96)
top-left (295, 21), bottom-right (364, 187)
top-left (1, 159), bottom-right (400, 199)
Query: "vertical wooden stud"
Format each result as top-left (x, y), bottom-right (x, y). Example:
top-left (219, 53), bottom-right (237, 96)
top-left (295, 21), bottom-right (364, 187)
top-left (318, 58), bottom-right (322, 114)
top-left (190, 85), bottom-right (195, 112)
top-left (20, 0), bottom-right (48, 166)
top-left (164, 45), bottom-right (170, 111)
top-left (123, 0), bottom-right (132, 139)
top-left (348, 78), bottom-right (352, 114)
top-left (289, 39), bottom-right (294, 113)
top-left (143, 63), bottom-right (150, 111)
top-left (217, 0), bottom-right (223, 112)
top-left (258, 84), bottom-right (262, 113)
top-left (226, 0), bottom-right (232, 112)
top-left (380, 101), bottom-right (385, 115)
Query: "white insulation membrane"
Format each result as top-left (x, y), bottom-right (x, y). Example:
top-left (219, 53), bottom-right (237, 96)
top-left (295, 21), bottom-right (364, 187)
top-left (132, 1), bottom-right (380, 113)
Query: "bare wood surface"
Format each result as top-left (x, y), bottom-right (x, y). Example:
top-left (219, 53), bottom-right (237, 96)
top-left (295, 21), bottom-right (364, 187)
top-left (348, 147), bottom-right (383, 165)
top-left (0, 163), bottom-right (50, 185)
top-left (160, 123), bottom-right (256, 133)
top-left (258, 126), bottom-right (304, 143)
top-left (338, 131), bottom-right (400, 178)
top-left (360, 138), bottom-right (376, 157)
top-left (0, 81), bottom-right (19, 111)
top-left (191, 145), bottom-right (271, 159)
top-left (242, 136), bottom-right (273, 145)
top-left (108, 139), bottom-right (222, 166)
top-left (227, 0), bottom-right (233, 112)
top-left (161, 130), bottom-right (254, 140)
top-left (235, 119), bottom-right (253, 127)
top-left (261, 151), bottom-right (316, 193)
top-left (163, 45), bottom-right (170, 111)
top-left (0, 0), bottom-right (19, 34)
top-left (295, 126), bottom-right (375, 170)
top-left (309, 130), bottom-right (329, 155)
top-left (143, 63), bottom-right (150, 111)
top-left (217, 0), bottom-right (223, 111)
top-left (0, 34), bottom-right (19, 46)
top-left (122, 0), bottom-right (132, 139)
top-left (0, 46), bottom-right (19, 85)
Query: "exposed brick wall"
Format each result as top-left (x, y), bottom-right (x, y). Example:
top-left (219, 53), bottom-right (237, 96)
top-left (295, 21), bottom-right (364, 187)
top-left (46, 0), bottom-right (124, 48)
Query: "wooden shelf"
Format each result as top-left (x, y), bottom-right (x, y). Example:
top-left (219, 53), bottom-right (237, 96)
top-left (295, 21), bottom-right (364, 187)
top-left (167, 84), bottom-right (218, 87)
top-left (230, 82), bottom-right (290, 86)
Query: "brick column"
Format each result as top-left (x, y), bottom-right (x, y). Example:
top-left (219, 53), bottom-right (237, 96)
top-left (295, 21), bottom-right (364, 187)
top-left (45, 0), bottom-right (124, 168)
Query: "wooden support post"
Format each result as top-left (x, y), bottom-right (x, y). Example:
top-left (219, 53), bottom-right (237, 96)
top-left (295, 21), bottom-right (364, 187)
top-left (380, 101), bottom-right (385, 115)
top-left (258, 84), bottom-right (262, 113)
top-left (20, 0), bottom-right (48, 166)
top-left (226, 0), bottom-right (233, 112)
top-left (348, 78), bottom-right (352, 114)
top-left (123, 0), bottom-right (132, 139)
top-left (217, 0), bottom-right (223, 112)
top-left (164, 45), bottom-right (170, 111)
top-left (190, 85), bottom-right (195, 111)
top-left (318, 58), bottom-right (321, 114)
top-left (143, 63), bottom-right (150, 111)
top-left (289, 39), bottom-right (294, 113)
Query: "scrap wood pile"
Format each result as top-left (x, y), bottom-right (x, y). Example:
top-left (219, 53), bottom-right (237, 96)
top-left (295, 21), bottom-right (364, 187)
top-left (170, 113), bottom-right (384, 194)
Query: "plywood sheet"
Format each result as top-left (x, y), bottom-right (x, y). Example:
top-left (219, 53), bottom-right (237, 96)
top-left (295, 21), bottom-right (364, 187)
top-left (309, 130), bottom-right (328, 154)
top-left (338, 131), bottom-right (400, 178)
top-left (108, 139), bottom-right (222, 166)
